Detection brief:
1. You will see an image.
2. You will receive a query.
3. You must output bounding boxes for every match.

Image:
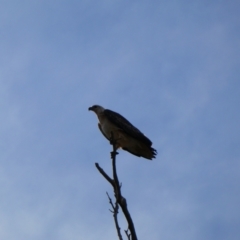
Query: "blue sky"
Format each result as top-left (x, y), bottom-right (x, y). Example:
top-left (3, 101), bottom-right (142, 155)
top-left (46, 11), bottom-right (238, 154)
top-left (0, 1), bottom-right (239, 239)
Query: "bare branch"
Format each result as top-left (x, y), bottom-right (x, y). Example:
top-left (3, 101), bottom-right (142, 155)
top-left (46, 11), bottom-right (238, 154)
top-left (95, 163), bottom-right (114, 188)
top-left (95, 132), bottom-right (138, 240)
top-left (125, 229), bottom-right (131, 240)
top-left (109, 133), bottom-right (138, 240)
top-left (106, 192), bottom-right (123, 240)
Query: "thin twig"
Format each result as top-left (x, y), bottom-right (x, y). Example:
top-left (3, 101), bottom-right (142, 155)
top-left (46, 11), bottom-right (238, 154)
top-left (95, 163), bottom-right (114, 188)
top-left (125, 229), bottom-right (131, 240)
top-left (106, 192), bottom-right (123, 240)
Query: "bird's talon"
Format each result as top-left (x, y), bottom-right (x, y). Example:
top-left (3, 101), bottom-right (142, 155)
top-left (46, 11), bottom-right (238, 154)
top-left (111, 151), bottom-right (119, 157)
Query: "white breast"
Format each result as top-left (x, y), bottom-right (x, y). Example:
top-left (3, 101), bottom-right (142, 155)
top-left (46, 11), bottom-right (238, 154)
top-left (101, 119), bottom-right (115, 139)
top-left (97, 113), bottom-right (119, 139)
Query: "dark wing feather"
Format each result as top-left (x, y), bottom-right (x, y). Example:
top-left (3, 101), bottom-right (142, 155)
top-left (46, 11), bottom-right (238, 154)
top-left (104, 109), bottom-right (152, 146)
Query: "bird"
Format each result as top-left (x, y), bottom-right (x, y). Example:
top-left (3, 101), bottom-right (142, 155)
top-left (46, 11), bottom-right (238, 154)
top-left (88, 105), bottom-right (157, 160)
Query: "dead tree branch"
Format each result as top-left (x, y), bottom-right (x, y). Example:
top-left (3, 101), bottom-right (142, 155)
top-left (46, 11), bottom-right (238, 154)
top-left (106, 192), bottom-right (123, 240)
top-left (95, 132), bottom-right (138, 240)
top-left (125, 229), bottom-right (131, 240)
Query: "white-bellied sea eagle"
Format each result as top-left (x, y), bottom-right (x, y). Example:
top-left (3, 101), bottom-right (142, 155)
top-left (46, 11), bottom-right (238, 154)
top-left (88, 105), bottom-right (157, 160)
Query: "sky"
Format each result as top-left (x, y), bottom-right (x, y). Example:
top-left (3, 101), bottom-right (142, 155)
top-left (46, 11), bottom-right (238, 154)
top-left (0, 0), bottom-right (240, 239)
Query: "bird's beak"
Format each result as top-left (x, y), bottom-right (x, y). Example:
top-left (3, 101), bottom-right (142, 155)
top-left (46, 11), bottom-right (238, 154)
top-left (88, 106), bottom-right (93, 111)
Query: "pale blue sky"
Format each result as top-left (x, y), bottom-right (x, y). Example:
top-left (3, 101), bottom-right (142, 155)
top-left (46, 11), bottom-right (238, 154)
top-left (0, 1), bottom-right (240, 240)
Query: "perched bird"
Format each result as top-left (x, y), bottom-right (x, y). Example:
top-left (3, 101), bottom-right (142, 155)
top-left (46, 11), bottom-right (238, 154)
top-left (88, 105), bottom-right (157, 160)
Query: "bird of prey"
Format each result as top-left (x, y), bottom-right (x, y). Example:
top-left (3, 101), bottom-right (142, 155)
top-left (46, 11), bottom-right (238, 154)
top-left (88, 105), bottom-right (157, 160)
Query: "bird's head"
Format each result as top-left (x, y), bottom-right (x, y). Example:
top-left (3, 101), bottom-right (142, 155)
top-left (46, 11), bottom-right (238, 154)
top-left (88, 105), bottom-right (105, 115)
